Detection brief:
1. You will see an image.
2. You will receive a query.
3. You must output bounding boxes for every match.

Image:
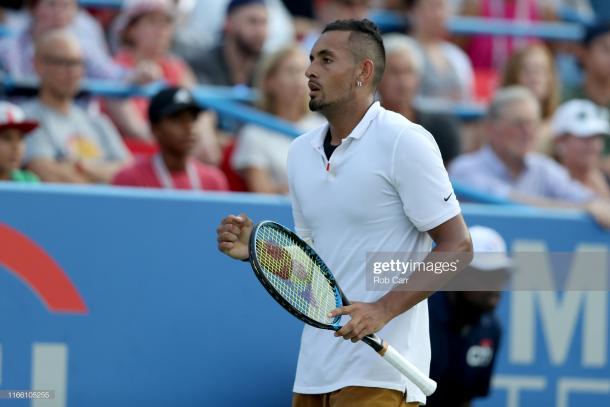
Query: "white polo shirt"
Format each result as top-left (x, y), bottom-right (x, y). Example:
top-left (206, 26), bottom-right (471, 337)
top-left (287, 102), bottom-right (461, 404)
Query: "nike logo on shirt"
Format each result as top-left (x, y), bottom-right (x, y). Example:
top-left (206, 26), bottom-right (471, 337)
top-left (444, 192), bottom-right (453, 202)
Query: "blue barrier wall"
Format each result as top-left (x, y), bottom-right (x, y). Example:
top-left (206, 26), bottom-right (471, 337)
top-left (0, 184), bottom-right (608, 407)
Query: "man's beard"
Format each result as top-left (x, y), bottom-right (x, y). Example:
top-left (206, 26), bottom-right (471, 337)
top-left (308, 98), bottom-right (326, 112)
top-left (309, 92), bottom-right (351, 113)
top-left (234, 34), bottom-right (263, 58)
top-left (50, 84), bottom-right (78, 101)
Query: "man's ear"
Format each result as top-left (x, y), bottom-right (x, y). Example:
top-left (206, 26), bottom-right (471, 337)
top-left (223, 17), bottom-right (233, 35)
top-left (554, 136), bottom-right (567, 157)
top-left (484, 119), bottom-right (497, 143)
top-left (358, 58), bottom-right (375, 87)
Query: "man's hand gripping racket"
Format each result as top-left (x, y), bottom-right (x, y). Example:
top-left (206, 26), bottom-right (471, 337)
top-left (217, 216), bottom-right (437, 396)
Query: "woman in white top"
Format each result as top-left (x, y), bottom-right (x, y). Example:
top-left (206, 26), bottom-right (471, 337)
top-left (407, 0), bottom-right (475, 105)
top-left (232, 44), bottom-right (324, 194)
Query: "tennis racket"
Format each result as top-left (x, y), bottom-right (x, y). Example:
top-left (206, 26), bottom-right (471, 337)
top-left (247, 220), bottom-right (437, 396)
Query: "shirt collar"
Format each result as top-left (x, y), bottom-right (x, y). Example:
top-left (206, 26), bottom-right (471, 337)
top-left (310, 101), bottom-right (382, 149)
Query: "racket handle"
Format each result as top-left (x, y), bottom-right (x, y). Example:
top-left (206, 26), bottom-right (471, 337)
top-left (381, 343), bottom-right (437, 396)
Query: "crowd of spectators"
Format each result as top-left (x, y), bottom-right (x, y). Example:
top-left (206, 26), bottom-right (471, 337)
top-left (1, 0), bottom-right (610, 225)
top-left (2, 2), bottom-right (609, 404)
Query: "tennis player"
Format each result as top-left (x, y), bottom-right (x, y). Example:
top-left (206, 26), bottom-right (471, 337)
top-left (217, 19), bottom-right (472, 407)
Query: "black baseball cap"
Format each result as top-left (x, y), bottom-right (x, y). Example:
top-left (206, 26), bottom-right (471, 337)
top-left (148, 87), bottom-right (203, 124)
top-left (226, 0), bottom-right (264, 15)
top-left (583, 21), bottom-right (610, 47)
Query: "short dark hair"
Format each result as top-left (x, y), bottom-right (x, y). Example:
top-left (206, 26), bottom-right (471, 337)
top-left (403, 0), bottom-right (420, 9)
top-left (321, 19), bottom-right (386, 88)
top-left (26, 0), bottom-right (41, 8)
top-left (226, 0), bottom-right (265, 15)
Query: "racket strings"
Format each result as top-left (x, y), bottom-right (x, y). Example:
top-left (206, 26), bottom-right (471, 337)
top-left (255, 226), bottom-right (338, 325)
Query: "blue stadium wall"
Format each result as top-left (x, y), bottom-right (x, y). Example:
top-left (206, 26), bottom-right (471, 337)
top-left (0, 183), bottom-right (608, 407)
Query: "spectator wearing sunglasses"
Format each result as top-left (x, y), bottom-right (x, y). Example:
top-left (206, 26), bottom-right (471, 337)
top-left (22, 30), bottom-right (131, 184)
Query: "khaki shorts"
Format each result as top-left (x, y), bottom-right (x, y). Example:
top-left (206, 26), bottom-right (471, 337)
top-left (292, 386), bottom-right (420, 407)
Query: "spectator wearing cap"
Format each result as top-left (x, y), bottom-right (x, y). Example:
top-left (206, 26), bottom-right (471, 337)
top-left (0, 0), bottom-right (162, 143)
top-left (112, 87), bottom-right (229, 191)
top-left (103, 0), bottom-right (201, 140)
top-left (0, 0), bottom-right (115, 80)
top-left (449, 86), bottom-right (610, 228)
top-left (22, 30), bottom-right (132, 184)
top-left (112, 0), bottom-right (197, 94)
top-left (172, 0), bottom-right (293, 61)
top-left (563, 21), bottom-right (610, 177)
top-left (427, 226), bottom-right (511, 407)
top-left (186, 0), bottom-right (268, 86)
top-left (0, 102), bottom-right (39, 183)
top-left (108, 0), bottom-right (222, 165)
top-left (552, 100), bottom-right (610, 199)
top-left (379, 33), bottom-right (462, 166)
top-left (0, 0), bottom-right (158, 83)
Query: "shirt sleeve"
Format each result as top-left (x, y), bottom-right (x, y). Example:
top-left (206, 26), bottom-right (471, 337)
top-left (199, 165), bottom-right (229, 191)
top-left (543, 160), bottom-right (596, 203)
top-left (83, 43), bottom-right (127, 81)
top-left (0, 35), bottom-right (25, 77)
top-left (187, 52), bottom-right (216, 85)
top-left (392, 126), bottom-right (462, 232)
top-left (92, 115), bottom-right (131, 162)
top-left (231, 126), bottom-right (270, 171)
top-left (22, 126), bottom-right (58, 164)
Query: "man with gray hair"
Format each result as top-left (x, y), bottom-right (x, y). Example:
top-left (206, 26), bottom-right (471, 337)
top-left (449, 86), bottom-right (610, 228)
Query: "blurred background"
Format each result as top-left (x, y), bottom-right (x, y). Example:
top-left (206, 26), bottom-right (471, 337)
top-left (0, 0), bottom-right (609, 406)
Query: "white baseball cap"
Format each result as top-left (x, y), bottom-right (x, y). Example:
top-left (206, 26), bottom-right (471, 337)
top-left (0, 102), bottom-right (38, 134)
top-left (468, 226), bottom-right (512, 271)
top-left (114, 0), bottom-right (175, 43)
top-left (551, 99), bottom-right (610, 138)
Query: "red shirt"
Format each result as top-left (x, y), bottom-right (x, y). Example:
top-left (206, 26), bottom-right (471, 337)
top-left (112, 157), bottom-right (229, 191)
top-left (113, 50), bottom-right (190, 121)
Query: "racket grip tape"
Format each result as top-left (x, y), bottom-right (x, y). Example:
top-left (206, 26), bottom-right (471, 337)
top-left (379, 342), bottom-right (437, 396)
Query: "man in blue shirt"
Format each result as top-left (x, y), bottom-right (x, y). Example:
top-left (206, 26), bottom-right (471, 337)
top-left (428, 226), bottom-right (511, 407)
top-left (450, 86), bottom-right (610, 228)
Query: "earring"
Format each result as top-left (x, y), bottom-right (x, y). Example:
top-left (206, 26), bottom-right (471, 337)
top-left (357, 81), bottom-right (363, 87)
